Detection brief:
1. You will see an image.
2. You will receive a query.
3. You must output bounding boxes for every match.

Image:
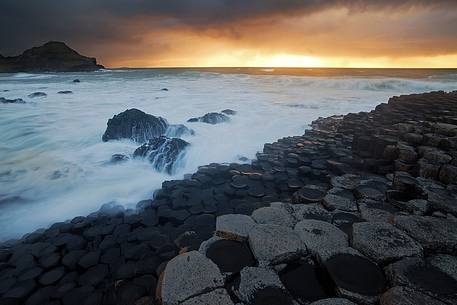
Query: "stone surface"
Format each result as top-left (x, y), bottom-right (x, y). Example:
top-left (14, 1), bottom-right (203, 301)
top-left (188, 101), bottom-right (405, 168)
top-left (160, 251), bottom-right (224, 305)
top-left (235, 267), bottom-right (293, 305)
top-left (215, 214), bottom-right (255, 241)
top-left (187, 112), bottom-right (230, 124)
top-left (310, 298), bottom-right (357, 305)
top-left (251, 206), bottom-right (295, 227)
top-left (380, 286), bottom-right (448, 305)
top-left (180, 289), bottom-right (234, 305)
top-left (295, 219), bottom-right (348, 258)
top-left (205, 239), bottom-right (255, 273)
top-left (352, 222), bottom-right (423, 264)
top-left (248, 224), bottom-right (306, 265)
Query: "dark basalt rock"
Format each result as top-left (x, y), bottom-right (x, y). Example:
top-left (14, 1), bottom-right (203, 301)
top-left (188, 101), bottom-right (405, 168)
top-left (187, 112), bottom-right (230, 124)
top-left (102, 109), bottom-right (168, 143)
top-left (0, 97), bottom-right (25, 104)
top-left (109, 154), bottom-right (129, 164)
top-left (292, 187), bottom-right (326, 204)
top-left (0, 41), bottom-right (104, 73)
top-left (221, 109), bottom-right (237, 115)
top-left (166, 124), bottom-right (195, 137)
top-left (279, 260), bottom-right (327, 302)
top-left (205, 239), bottom-right (255, 273)
top-left (251, 287), bottom-right (294, 305)
top-left (72, 79), bottom-right (80, 83)
top-left (27, 92), bottom-right (47, 98)
top-left (324, 254), bottom-right (386, 296)
top-left (134, 136), bottom-right (189, 174)
top-left (57, 90), bottom-right (73, 94)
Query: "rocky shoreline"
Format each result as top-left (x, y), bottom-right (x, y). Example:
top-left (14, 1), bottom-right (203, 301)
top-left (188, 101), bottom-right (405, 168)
top-left (1, 91), bottom-right (457, 305)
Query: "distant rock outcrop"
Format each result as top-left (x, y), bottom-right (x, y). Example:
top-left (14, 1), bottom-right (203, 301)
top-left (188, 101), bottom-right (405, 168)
top-left (187, 112), bottom-right (230, 124)
top-left (0, 41), bottom-right (104, 73)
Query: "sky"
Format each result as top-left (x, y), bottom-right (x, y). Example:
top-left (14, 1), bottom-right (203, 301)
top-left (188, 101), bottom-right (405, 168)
top-left (1, 0), bottom-right (457, 68)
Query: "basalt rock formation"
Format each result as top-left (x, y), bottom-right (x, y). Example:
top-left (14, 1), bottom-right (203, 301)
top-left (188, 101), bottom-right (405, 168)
top-left (1, 91), bottom-right (457, 305)
top-left (0, 41), bottom-right (104, 73)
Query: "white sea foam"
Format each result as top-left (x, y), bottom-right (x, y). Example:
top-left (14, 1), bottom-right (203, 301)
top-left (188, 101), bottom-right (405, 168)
top-left (0, 69), bottom-right (456, 240)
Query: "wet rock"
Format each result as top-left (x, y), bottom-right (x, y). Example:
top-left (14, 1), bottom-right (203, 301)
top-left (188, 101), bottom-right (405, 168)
top-left (235, 267), bottom-right (293, 305)
top-left (295, 219), bottom-right (348, 258)
top-left (322, 193), bottom-right (357, 212)
top-left (166, 124), bottom-right (194, 137)
top-left (28, 92), bottom-right (47, 98)
top-left (221, 109), bottom-right (236, 115)
top-left (352, 222), bottom-right (423, 264)
top-left (102, 108), bottom-right (168, 143)
top-left (187, 112), bottom-right (230, 124)
top-left (394, 215), bottom-right (457, 253)
top-left (279, 259), bottom-right (327, 303)
top-left (428, 254), bottom-right (457, 282)
top-left (109, 154), bottom-right (129, 164)
top-left (324, 253), bottom-right (386, 302)
top-left (160, 251), bottom-right (224, 305)
top-left (251, 206), bottom-right (295, 227)
top-left (331, 174), bottom-right (361, 190)
top-left (134, 136), bottom-right (189, 174)
top-left (58, 90), bottom-right (73, 94)
top-left (72, 79), bottom-right (80, 83)
top-left (205, 239), bottom-right (255, 273)
top-left (215, 214), bottom-right (256, 241)
top-left (181, 289), bottom-right (234, 305)
top-left (248, 224), bottom-right (306, 265)
top-left (0, 97), bottom-right (26, 104)
top-left (380, 286), bottom-right (447, 305)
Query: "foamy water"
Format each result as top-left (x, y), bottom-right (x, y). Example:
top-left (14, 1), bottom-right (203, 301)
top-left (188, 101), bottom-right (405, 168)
top-left (0, 69), bottom-right (456, 240)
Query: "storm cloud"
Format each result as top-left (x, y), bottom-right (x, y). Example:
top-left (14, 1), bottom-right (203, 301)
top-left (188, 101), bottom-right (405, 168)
top-left (1, 0), bottom-right (457, 66)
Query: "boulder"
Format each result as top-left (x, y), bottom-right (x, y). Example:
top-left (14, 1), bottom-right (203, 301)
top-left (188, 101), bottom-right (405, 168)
top-left (380, 286), bottom-right (447, 305)
top-left (57, 90), bottom-right (73, 94)
top-left (221, 109), bottom-right (236, 115)
top-left (102, 109), bottom-right (168, 143)
top-left (160, 251), bottom-right (224, 305)
top-left (248, 224), bottom-right (306, 265)
top-left (133, 136), bottom-right (189, 174)
top-left (352, 222), bottom-right (423, 264)
top-left (181, 289), bottom-right (234, 305)
top-left (187, 112), bottom-right (230, 124)
top-left (28, 92), bottom-right (47, 98)
top-left (0, 97), bottom-right (26, 104)
top-left (428, 254), bottom-right (457, 282)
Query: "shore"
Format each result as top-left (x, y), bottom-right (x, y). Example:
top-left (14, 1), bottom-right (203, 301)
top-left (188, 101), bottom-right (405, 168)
top-left (1, 91), bottom-right (457, 305)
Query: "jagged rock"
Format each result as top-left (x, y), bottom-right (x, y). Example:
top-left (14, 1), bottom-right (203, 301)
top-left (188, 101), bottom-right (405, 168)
top-left (215, 214), bottom-right (256, 241)
top-left (251, 206), bottom-right (295, 227)
top-left (102, 109), bottom-right (168, 143)
top-left (133, 136), bottom-right (189, 174)
top-left (248, 224), bottom-right (306, 265)
top-left (352, 222), bottom-right (423, 264)
top-left (187, 112), bottom-right (230, 124)
top-left (0, 97), bottom-right (26, 104)
top-left (28, 92), bottom-right (46, 98)
top-left (160, 251), bottom-right (224, 305)
top-left (380, 286), bottom-right (448, 305)
top-left (235, 267), bottom-right (293, 305)
top-left (181, 289), bottom-right (234, 305)
top-left (394, 215), bottom-right (457, 253)
top-left (0, 41), bottom-right (103, 72)
top-left (295, 219), bottom-right (348, 258)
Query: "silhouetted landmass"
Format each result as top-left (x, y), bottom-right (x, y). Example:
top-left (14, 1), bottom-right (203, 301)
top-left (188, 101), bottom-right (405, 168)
top-left (0, 41), bottom-right (104, 72)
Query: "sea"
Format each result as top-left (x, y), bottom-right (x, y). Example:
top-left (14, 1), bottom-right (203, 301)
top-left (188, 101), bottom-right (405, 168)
top-left (0, 68), bottom-right (456, 240)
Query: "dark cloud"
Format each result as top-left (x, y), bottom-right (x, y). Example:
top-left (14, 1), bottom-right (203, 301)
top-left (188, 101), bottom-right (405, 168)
top-left (1, 0), bottom-right (456, 64)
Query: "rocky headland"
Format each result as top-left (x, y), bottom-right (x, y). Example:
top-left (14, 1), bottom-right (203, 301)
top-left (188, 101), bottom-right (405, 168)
top-left (1, 91), bottom-right (457, 305)
top-left (0, 42), bottom-right (104, 73)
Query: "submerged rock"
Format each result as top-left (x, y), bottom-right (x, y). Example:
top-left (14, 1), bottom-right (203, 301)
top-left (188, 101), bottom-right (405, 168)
top-left (165, 124), bottom-right (194, 137)
top-left (0, 97), bottom-right (25, 104)
top-left (109, 154), bottom-right (129, 164)
top-left (58, 90), bottom-right (73, 94)
top-left (28, 92), bottom-right (47, 98)
top-left (133, 136), bottom-right (189, 174)
top-left (187, 112), bottom-right (230, 124)
top-left (102, 109), bottom-right (168, 143)
top-left (72, 79), bottom-right (80, 83)
top-left (221, 109), bottom-right (236, 115)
